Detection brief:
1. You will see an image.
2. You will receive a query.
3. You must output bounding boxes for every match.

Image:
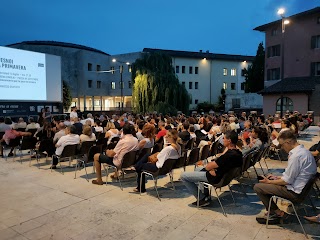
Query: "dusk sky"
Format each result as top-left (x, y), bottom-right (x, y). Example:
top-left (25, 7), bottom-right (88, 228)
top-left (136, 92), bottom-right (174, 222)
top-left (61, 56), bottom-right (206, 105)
top-left (1, 0), bottom-right (319, 56)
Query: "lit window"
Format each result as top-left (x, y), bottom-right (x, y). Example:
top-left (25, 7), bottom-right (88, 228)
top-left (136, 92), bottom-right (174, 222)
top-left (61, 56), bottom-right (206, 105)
top-left (182, 66), bottom-right (185, 74)
top-left (111, 66), bottom-right (115, 74)
top-left (195, 67), bottom-right (199, 74)
top-left (231, 83), bottom-right (236, 90)
top-left (128, 65), bottom-right (132, 73)
top-left (231, 69), bottom-right (236, 76)
top-left (195, 82), bottom-right (198, 89)
top-left (88, 80), bottom-right (92, 88)
top-left (111, 82), bottom-right (116, 89)
top-left (189, 82), bottom-right (192, 89)
top-left (223, 68), bottom-right (227, 76)
top-left (97, 81), bottom-right (101, 89)
top-left (223, 82), bottom-right (227, 89)
top-left (176, 66), bottom-right (179, 73)
top-left (88, 63), bottom-right (92, 71)
top-left (94, 100), bottom-right (101, 106)
top-left (189, 66), bottom-right (193, 74)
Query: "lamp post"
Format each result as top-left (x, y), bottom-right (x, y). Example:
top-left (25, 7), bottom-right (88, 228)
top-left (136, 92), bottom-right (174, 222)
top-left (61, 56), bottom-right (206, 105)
top-left (277, 8), bottom-right (290, 117)
top-left (112, 59), bottom-right (130, 115)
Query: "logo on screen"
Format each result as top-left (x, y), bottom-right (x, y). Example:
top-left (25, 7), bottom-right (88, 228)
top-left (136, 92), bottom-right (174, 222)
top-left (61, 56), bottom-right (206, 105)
top-left (38, 63), bottom-right (44, 67)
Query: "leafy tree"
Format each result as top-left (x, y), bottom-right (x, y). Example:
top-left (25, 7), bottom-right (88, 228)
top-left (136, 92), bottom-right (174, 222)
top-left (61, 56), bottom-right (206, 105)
top-left (244, 42), bottom-right (265, 93)
top-left (132, 52), bottom-right (190, 114)
top-left (63, 80), bottom-right (72, 111)
top-left (196, 102), bottom-right (215, 113)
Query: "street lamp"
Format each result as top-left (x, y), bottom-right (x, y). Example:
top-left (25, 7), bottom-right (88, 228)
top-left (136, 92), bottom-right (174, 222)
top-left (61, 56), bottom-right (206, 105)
top-left (112, 58), bottom-right (130, 115)
top-left (277, 8), bottom-right (290, 117)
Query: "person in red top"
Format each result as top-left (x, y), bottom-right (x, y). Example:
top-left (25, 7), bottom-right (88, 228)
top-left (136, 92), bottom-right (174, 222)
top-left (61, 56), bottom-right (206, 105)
top-left (155, 121), bottom-right (167, 143)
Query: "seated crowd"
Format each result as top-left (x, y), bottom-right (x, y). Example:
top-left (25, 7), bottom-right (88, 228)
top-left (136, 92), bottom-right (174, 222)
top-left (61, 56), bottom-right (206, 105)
top-left (0, 109), bottom-right (318, 226)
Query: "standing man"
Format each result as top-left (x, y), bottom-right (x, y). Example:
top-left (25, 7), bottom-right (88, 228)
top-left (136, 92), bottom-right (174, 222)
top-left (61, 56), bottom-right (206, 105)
top-left (70, 107), bottom-right (78, 122)
top-left (254, 130), bottom-right (317, 224)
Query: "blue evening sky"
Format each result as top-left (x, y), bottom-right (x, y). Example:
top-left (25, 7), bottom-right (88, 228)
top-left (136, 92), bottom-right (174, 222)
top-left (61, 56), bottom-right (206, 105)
top-left (0, 0), bottom-right (318, 56)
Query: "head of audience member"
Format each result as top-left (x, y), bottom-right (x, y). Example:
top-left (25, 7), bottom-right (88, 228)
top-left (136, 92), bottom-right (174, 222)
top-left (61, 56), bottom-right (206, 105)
top-left (188, 125), bottom-right (195, 133)
top-left (182, 121), bottom-right (190, 131)
top-left (29, 117), bottom-right (35, 123)
top-left (43, 121), bottom-right (52, 131)
top-left (142, 123), bottom-right (155, 139)
top-left (220, 122), bottom-right (231, 134)
top-left (244, 120), bottom-right (252, 129)
top-left (122, 123), bottom-right (135, 135)
top-left (278, 130), bottom-right (298, 153)
top-left (94, 120), bottom-right (101, 127)
top-left (65, 125), bottom-right (77, 135)
top-left (85, 120), bottom-right (92, 126)
top-left (106, 122), bottom-right (115, 131)
top-left (251, 126), bottom-right (268, 143)
top-left (158, 121), bottom-right (165, 130)
top-left (4, 117), bottom-right (12, 125)
top-left (58, 122), bottom-right (66, 131)
top-left (138, 120), bottom-right (146, 131)
top-left (281, 119), bottom-right (291, 129)
top-left (229, 117), bottom-right (236, 123)
top-left (87, 113), bottom-right (93, 119)
top-left (165, 129), bottom-right (179, 144)
top-left (258, 115), bottom-right (265, 124)
top-left (18, 117), bottom-right (25, 123)
top-left (82, 125), bottom-right (93, 136)
top-left (223, 130), bottom-right (238, 148)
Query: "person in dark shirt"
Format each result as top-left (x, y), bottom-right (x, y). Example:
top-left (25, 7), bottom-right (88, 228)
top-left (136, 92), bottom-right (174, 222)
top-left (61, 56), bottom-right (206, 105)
top-left (72, 117), bottom-right (83, 135)
top-left (179, 121), bottom-right (191, 142)
top-left (180, 130), bottom-right (243, 207)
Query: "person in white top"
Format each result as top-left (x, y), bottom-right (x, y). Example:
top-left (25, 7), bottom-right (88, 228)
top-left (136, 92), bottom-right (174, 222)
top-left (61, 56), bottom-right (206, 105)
top-left (138, 123), bottom-right (155, 149)
top-left (271, 119), bottom-right (292, 146)
top-left (80, 125), bottom-right (96, 144)
top-left (254, 130), bottom-right (317, 224)
top-left (51, 125), bottom-right (80, 169)
top-left (25, 117), bottom-right (40, 131)
top-left (133, 129), bottom-right (181, 192)
top-left (105, 122), bottom-right (120, 145)
top-left (14, 118), bottom-right (27, 129)
top-left (70, 107), bottom-right (78, 121)
top-left (80, 113), bottom-right (94, 126)
top-left (53, 122), bottom-right (66, 144)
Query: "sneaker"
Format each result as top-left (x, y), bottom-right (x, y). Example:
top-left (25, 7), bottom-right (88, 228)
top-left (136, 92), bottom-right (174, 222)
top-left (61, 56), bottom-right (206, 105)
top-left (256, 213), bottom-right (281, 225)
top-left (192, 197), bottom-right (211, 207)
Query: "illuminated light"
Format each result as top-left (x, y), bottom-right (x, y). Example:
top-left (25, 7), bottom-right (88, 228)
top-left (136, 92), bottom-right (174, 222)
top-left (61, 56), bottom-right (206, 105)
top-left (284, 19), bottom-right (290, 25)
top-left (277, 8), bottom-right (285, 16)
top-left (203, 58), bottom-right (207, 60)
top-left (112, 59), bottom-right (116, 62)
top-left (126, 62), bottom-right (130, 65)
top-left (243, 61), bottom-right (247, 63)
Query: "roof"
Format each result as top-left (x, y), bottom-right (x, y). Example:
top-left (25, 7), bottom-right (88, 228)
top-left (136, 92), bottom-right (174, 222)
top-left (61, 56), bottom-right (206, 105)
top-left (259, 77), bottom-right (320, 95)
top-left (6, 41), bottom-right (110, 56)
top-left (254, 7), bottom-right (320, 32)
top-left (143, 48), bottom-right (254, 62)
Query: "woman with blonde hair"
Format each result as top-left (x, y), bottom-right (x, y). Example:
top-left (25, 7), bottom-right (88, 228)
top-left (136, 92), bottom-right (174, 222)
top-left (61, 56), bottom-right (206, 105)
top-left (104, 122), bottom-right (120, 145)
top-left (80, 125), bottom-right (96, 144)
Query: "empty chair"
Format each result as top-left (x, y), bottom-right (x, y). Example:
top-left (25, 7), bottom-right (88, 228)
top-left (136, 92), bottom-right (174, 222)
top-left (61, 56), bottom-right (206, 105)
top-left (184, 148), bottom-right (200, 170)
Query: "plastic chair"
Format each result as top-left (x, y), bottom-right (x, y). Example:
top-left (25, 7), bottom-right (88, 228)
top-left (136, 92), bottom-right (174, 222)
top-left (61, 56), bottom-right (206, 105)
top-left (51, 144), bottom-right (78, 174)
top-left (18, 136), bottom-right (37, 166)
top-left (184, 148), bottom-right (200, 170)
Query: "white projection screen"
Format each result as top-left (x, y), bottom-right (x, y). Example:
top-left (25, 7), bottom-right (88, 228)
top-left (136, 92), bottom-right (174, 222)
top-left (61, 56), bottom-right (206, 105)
top-left (0, 46), bottom-right (62, 102)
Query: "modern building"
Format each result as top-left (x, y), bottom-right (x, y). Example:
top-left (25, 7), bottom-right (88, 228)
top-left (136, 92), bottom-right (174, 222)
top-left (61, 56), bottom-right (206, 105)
top-left (255, 7), bottom-right (320, 117)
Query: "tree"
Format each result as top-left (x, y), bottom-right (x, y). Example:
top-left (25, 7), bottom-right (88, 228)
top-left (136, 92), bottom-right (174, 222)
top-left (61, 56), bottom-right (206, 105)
top-left (244, 42), bottom-right (265, 93)
top-left (63, 81), bottom-right (72, 111)
top-left (132, 52), bottom-right (190, 114)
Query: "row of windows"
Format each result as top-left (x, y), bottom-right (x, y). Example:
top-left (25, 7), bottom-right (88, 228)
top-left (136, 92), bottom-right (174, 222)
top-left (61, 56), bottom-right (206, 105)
top-left (87, 63), bottom-right (132, 73)
top-left (88, 64), bottom-right (101, 72)
top-left (267, 45), bottom-right (281, 58)
top-left (87, 80), bottom-right (132, 89)
top-left (176, 66), bottom-right (199, 74)
top-left (182, 81), bottom-right (199, 89)
top-left (222, 82), bottom-right (245, 91)
top-left (223, 68), bottom-right (237, 76)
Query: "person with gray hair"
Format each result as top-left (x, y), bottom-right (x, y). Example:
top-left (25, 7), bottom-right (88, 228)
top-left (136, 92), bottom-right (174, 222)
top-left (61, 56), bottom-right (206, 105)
top-left (254, 130), bottom-right (317, 224)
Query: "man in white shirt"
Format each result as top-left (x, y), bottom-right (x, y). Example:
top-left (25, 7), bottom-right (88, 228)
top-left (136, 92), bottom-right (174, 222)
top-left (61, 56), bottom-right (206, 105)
top-left (254, 130), bottom-right (317, 224)
top-left (80, 113), bottom-right (94, 126)
top-left (51, 125), bottom-right (80, 169)
top-left (53, 122), bottom-right (66, 144)
top-left (25, 117), bottom-right (40, 131)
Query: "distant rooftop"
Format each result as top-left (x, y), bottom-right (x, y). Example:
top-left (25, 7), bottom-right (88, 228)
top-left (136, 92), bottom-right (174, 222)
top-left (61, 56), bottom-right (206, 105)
top-left (143, 48), bottom-right (254, 62)
top-left (7, 40), bottom-right (110, 56)
top-left (254, 7), bottom-right (320, 32)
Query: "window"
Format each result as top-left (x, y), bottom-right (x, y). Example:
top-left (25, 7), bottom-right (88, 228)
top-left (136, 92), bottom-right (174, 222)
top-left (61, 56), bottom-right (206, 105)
top-left (195, 67), bottom-right (199, 74)
top-left (96, 65), bottom-right (101, 71)
top-left (88, 80), bottom-right (92, 88)
top-left (189, 82), bottom-right (192, 89)
top-left (317, 17), bottom-right (320, 24)
top-left (97, 81), bottom-right (101, 89)
top-left (182, 81), bottom-right (185, 87)
top-left (311, 35), bottom-right (320, 49)
top-left (267, 45), bottom-right (281, 57)
top-left (223, 82), bottom-right (227, 89)
top-left (176, 66), bottom-right (179, 73)
top-left (195, 99), bottom-right (198, 104)
top-left (311, 62), bottom-right (320, 76)
top-left (271, 28), bottom-right (279, 36)
top-left (111, 82), bottom-right (116, 89)
top-left (241, 82), bottom-right (245, 91)
top-left (223, 68), bottom-right (227, 76)
top-left (276, 97), bottom-right (293, 112)
top-left (267, 68), bottom-right (280, 80)
top-left (195, 82), bottom-right (198, 89)
top-left (111, 66), bottom-right (115, 74)
top-left (241, 68), bottom-right (247, 77)
top-left (232, 98), bottom-right (240, 108)
top-left (120, 81), bottom-right (124, 89)
top-left (128, 81), bottom-right (132, 88)
top-left (128, 65), bottom-right (132, 73)
top-left (231, 83), bottom-right (236, 90)
top-left (88, 63), bottom-right (92, 71)
top-left (189, 66), bottom-right (193, 74)
top-left (94, 100), bottom-right (101, 106)
top-left (182, 66), bottom-right (186, 74)
top-left (231, 68), bottom-right (236, 76)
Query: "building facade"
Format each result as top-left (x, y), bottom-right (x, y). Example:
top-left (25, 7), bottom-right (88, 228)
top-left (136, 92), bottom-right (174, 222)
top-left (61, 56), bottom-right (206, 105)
top-left (255, 7), bottom-right (320, 117)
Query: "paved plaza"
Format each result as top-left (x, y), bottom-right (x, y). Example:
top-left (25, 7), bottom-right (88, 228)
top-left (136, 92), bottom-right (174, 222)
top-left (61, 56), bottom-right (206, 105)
top-left (0, 128), bottom-right (319, 240)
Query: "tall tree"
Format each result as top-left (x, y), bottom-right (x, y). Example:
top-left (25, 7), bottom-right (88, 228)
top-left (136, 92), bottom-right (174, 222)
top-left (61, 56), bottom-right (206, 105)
top-left (244, 42), bottom-right (265, 93)
top-left (63, 80), bottom-right (72, 111)
top-left (132, 52), bottom-right (190, 114)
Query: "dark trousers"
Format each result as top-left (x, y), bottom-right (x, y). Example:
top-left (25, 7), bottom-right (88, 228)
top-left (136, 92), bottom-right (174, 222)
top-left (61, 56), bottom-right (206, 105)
top-left (254, 183), bottom-right (299, 212)
top-left (135, 153), bottom-right (158, 191)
